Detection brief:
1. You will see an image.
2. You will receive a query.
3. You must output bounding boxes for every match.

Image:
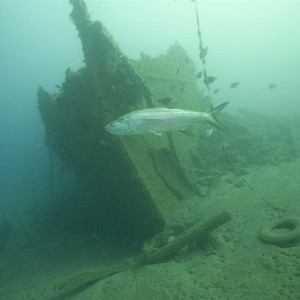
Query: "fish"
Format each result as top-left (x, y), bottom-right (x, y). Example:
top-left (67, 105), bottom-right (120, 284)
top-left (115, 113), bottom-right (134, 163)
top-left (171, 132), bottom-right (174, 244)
top-left (268, 83), bottom-right (277, 89)
top-left (204, 75), bottom-right (216, 85)
top-left (105, 102), bottom-right (229, 136)
top-left (196, 71), bottom-right (203, 79)
top-left (214, 89), bottom-right (220, 94)
top-left (230, 82), bottom-right (239, 88)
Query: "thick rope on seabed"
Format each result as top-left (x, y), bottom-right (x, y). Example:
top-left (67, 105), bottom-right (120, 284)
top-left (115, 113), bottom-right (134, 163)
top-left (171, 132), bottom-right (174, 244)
top-left (143, 211), bottom-right (231, 264)
top-left (53, 212), bottom-right (231, 298)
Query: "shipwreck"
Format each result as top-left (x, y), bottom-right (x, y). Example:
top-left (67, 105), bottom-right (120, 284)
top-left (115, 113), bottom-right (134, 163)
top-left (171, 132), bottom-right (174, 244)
top-left (37, 0), bottom-right (223, 243)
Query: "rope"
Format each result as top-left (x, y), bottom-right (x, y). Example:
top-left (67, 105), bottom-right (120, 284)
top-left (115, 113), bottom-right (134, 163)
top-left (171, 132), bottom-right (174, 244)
top-left (192, 0), bottom-right (213, 109)
top-left (49, 149), bottom-right (54, 201)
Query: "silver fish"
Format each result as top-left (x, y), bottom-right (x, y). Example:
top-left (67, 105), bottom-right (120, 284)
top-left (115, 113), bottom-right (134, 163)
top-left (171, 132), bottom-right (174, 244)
top-left (105, 102), bottom-right (229, 135)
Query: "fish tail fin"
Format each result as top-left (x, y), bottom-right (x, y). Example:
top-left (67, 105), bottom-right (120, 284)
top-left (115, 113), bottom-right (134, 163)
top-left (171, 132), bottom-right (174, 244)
top-left (208, 102), bottom-right (229, 131)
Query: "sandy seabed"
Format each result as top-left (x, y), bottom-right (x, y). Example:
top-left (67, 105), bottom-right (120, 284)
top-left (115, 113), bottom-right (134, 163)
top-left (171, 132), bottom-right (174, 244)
top-left (1, 158), bottom-right (300, 300)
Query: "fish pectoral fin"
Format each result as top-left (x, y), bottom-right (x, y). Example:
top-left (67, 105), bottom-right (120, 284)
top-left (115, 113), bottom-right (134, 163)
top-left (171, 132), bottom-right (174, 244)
top-left (205, 127), bottom-right (214, 136)
top-left (152, 131), bottom-right (163, 136)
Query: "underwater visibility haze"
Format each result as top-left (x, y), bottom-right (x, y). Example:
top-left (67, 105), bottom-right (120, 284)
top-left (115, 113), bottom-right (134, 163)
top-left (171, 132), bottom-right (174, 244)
top-left (1, 0), bottom-right (300, 299)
